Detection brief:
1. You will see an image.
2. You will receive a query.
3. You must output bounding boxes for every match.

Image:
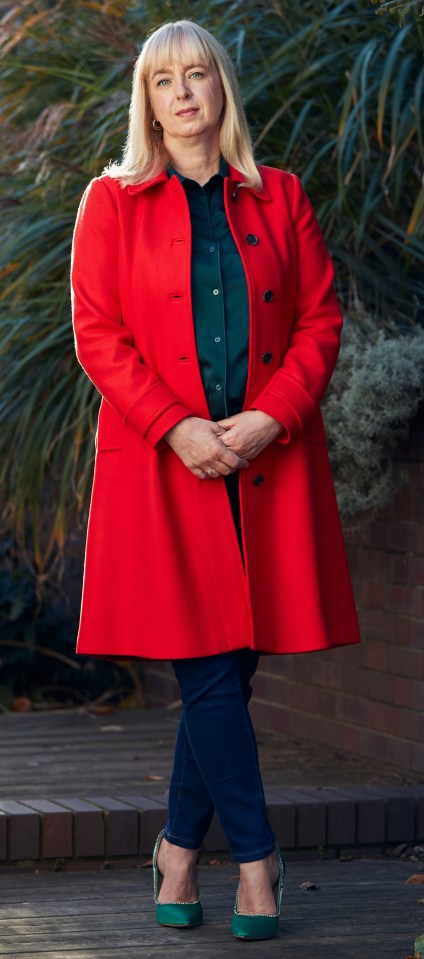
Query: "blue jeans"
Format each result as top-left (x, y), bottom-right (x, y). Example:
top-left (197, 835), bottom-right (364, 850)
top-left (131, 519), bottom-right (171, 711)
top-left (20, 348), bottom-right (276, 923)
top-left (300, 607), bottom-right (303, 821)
top-left (163, 648), bottom-right (276, 863)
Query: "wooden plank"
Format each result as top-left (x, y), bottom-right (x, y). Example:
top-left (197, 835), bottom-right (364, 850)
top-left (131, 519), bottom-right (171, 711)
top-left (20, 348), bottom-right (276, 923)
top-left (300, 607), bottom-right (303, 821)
top-left (0, 859), bottom-right (421, 958)
top-left (0, 708), bottom-right (418, 803)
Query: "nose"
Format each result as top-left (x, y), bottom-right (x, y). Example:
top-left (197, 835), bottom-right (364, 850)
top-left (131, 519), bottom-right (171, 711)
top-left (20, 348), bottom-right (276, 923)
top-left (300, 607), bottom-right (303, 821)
top-left (175, 75), bottom-right (191, 99)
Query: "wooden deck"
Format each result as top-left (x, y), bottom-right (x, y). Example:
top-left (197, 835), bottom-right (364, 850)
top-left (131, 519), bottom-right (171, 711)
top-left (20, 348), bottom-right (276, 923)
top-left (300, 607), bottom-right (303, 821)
top-left (0, 706), bottom-right (419, 801)
top-left (0, 857), bottom-right (421, 958)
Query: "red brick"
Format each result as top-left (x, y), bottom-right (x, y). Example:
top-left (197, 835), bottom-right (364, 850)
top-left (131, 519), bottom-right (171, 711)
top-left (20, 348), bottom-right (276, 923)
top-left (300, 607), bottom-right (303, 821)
top-left (411, 556), bottom-right (424, 585)
top-left (86, 798), bottom-right (138, 857)
top-left (368, 521), bottom-right (391, 550)
top-left (402, 785), bottom-right (424, 838)
top-left (290, 712), bottom-right (348, 752)
top-left (336, 694), bottom-right (367, 725)
top-left (358, 608), bottom-right (394, 642)
top-left (54, 798), bottom-right (104, 858)
top-left (362, 640), bottom-right (388, 671)
top-left (412, 619), bottom-right (424, 648)
top-left (374, 521), bottom-right (422, 553)
top-left (250, 700), bottom-right (293, 737)
top-left (361, 785), bottom-right (415, 843)
top-left (354, 666), bottom-right (394, 704)
top-left (330, 786), bottom-right (385, 844)
top-left (275, 788), bottom-right (325, 848)
top-left (391, 555), bottom-right (412, 584)
top-left (392, 616), bottom-right (414, 647)
top-left (364, 580), bottom-right (386, 607)
top-left (21, 800), bottom-right (72, 860)
top-left (385, 583), bottom-right (423, 616)
top-left (386, 645), bottom-right (424, 679)
top-left (286, 682), bottom-right (336, 720)
top-left (357, 548), bottom-right (392, 582)
top-left (393, 676), bottom-right (413, 707)
top-left (117, 795), bottom-right (167, 855)
top-left (264, 792), bottom-right (296, 849)
top-left (0, 801), bottom-right (39, 861)
top-left (366, 701), bottom-right (421, 741)
top-left (305, 787), bottom-right (356, 846)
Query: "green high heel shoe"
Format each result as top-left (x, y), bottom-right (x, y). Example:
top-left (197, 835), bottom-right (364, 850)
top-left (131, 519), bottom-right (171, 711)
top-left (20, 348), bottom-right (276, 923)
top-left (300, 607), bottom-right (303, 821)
top-left (152, 828), bottom-right (203, 928)
top-left (231, 843), bottom-right (286, 940)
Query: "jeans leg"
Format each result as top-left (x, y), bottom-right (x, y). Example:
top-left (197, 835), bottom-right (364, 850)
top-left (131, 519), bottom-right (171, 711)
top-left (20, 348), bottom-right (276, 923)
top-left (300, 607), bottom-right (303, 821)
top-left (163, 649), bottom-right (261, 850)
top-left (163, 711), bottom-right (215, 849)
top-left (167, 648), bottom-right (276, 863)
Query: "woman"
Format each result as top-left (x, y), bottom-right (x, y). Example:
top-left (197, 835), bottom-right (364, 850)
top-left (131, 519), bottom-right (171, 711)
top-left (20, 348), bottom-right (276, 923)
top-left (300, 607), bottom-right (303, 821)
top-left (70, 18), bottom-right (361, 941)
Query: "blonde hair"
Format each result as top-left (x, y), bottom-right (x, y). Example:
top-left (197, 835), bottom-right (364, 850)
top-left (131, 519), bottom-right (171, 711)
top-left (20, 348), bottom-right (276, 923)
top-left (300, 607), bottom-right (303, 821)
top-left (103, 19), bottom-right (262, 192)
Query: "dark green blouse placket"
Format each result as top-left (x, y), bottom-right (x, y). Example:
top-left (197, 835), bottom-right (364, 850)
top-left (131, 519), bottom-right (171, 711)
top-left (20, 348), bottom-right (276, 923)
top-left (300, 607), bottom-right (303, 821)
top-left (166, 155), bottom-right (249, 421)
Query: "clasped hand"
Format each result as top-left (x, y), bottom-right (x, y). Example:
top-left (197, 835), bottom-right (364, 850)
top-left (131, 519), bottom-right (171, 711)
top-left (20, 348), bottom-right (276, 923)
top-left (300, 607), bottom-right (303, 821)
top-left (164, 410), bottom-right (284, 480)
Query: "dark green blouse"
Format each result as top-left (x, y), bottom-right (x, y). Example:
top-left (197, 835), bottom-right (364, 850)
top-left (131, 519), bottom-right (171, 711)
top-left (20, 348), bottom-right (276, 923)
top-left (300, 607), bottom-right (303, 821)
top-left (166, 155), bottom-right (249, 421)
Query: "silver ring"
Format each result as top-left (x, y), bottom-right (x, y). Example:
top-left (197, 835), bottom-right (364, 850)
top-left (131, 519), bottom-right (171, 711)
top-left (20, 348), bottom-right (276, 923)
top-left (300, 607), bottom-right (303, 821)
top-left (207, 468), bottom-right (214, 474)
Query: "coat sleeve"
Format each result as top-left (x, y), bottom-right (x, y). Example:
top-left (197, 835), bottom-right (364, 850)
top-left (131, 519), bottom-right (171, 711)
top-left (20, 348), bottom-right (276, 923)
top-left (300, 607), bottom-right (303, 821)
top-left (248, 172), bottom-right (343, 444)
top-left (70, 176), bottom-right (194, 451)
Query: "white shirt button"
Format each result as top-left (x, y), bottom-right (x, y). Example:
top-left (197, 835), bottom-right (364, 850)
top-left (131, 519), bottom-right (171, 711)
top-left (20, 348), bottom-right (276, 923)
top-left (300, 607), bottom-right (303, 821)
top-left (215, 383), bottom-right (222, 391)
top-left (214, 336), bottom-right (221, 343)
top-left (212, 289), bottom-right (220, 295)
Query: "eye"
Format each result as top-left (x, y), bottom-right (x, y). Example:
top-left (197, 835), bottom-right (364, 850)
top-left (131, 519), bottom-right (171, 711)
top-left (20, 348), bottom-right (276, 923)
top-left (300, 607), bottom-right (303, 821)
top-left (157, 78), bottom-right (170, 86)
top-left (189, 71), bottom-right (204, 78)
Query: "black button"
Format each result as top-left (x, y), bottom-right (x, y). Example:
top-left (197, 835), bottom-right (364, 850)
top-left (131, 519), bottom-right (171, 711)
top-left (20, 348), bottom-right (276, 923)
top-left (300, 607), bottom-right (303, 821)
top-left (252, 474), bottom-right (264, 486)
top-left (246, 233), bottom-right (258, 245)
top-left (232, 181), bottom-right (241, 202)
top-left (262, 352), bottom-right (273, 363)
top-left (263, 290), bottom-right (274, 302)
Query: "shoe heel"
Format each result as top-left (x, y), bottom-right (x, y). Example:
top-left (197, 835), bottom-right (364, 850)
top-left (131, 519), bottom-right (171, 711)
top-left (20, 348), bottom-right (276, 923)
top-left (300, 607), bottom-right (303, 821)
top-left (153, 828), bottom-right (203, 928)
top-left (230, 843), bottom-right (286, 941)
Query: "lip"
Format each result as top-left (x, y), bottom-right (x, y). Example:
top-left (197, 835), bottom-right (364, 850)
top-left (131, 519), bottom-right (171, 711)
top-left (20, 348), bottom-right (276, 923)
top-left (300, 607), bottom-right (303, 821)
top-left (176, 108), bottom-right (199, 116)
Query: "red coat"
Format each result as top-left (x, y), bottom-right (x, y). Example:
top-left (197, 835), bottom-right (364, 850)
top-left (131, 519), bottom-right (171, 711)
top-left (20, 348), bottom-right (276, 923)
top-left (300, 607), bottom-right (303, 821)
top-left (70, 162), bottom-right (361, 659)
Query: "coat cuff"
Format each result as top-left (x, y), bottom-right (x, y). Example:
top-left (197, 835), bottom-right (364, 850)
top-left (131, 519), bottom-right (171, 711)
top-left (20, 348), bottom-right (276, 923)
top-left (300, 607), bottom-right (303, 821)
top-left (143, 402), bottom-right (194, 451)
top-left (249, 373), bottom-right (316, 445)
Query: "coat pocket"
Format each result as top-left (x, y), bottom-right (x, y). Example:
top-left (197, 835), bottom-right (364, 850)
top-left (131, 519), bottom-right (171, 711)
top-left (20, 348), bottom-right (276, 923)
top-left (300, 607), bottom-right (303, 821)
top-left (95, 399), bottom-right (127, 452)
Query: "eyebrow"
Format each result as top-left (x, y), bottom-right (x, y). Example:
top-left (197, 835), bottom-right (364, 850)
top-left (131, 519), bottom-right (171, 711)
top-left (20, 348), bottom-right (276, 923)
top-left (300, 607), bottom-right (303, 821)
top-left (151, 63), bottom-right (208, 79)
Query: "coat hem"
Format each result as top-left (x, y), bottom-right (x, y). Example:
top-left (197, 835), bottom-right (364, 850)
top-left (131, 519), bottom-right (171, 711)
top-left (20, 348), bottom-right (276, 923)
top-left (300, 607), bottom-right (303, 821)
top-left (75, 633), bottom-right (361, 661)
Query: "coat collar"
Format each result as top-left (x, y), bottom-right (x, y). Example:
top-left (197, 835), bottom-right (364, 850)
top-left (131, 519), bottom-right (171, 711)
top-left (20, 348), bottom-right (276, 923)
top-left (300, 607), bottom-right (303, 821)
top-left (126, 160), bottom-right (271, 202)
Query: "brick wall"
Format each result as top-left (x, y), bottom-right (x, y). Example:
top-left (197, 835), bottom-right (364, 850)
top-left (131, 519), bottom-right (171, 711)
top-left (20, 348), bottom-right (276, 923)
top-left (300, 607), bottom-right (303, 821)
top-left (143, 415), bottom-right (424, 775)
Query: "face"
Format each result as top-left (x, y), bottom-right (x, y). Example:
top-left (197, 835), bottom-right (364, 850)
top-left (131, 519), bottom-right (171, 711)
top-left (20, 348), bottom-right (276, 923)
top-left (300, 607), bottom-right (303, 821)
top-left (148, 58), bottom-right (225, 145)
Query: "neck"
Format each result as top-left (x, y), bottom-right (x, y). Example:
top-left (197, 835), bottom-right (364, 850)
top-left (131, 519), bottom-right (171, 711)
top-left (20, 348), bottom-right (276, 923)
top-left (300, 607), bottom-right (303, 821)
top-left (164, 130), bottom-right (222, 186)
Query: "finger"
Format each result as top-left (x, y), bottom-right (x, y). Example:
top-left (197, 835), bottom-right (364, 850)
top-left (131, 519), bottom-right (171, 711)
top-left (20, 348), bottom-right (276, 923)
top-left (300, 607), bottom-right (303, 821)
top-left (219, 447), bottom-right (249, 470)
top-left (202, 465), bottom-right (219, 478)
top-left (216, 416), bottom-right (239, 428)
top-left (192, 467), bottom-right (208, 480)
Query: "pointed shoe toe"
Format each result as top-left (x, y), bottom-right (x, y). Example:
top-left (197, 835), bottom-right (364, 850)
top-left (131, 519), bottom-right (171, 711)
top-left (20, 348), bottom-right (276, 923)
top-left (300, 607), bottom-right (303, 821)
top-left (156, 899), bottom-right (203, 928)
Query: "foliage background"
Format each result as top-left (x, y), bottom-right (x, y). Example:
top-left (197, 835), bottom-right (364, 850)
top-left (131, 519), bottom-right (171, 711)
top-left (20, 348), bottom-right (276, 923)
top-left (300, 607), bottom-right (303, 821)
top-left (0, 0), bottom-right (423, 704)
